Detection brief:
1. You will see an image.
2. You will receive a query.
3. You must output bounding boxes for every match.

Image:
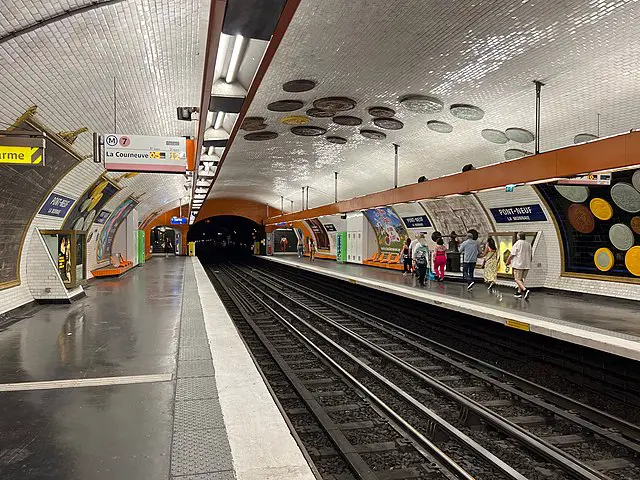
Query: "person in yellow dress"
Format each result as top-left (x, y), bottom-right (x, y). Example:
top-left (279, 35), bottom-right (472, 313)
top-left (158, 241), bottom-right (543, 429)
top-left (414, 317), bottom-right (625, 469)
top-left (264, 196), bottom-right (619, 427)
top-left (482, 237), bottom-right (498, 291)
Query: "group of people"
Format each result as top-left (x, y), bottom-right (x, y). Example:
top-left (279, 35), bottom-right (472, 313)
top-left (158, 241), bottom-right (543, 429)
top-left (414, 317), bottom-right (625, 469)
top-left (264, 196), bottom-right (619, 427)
top-left (401, 231), bottom-right (532, 299)
top-left (296, 237), bottom-right (315, 261)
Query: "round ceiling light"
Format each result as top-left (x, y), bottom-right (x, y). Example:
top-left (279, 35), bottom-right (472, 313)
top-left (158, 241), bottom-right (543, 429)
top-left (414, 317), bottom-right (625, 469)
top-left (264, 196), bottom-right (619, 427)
top-left (360, 129), bottom-right (387, 140)
top-left (373, 117), bottom-right (404, 130)
top-left (481, 129), bottom-right (508, 144)
top-left (282, 79), bottom-right (316, 92)
top-left (427, 120), bottom-right (453, 133)
top-left (291, 125), bottom-right (327, 136)
top-left (313, 97), bottom-right (357, 112)
top-left (504, 148), bottom-right (531, 160)
top-left (450, 103), bottom-right (484, 121)
top-left (332, 115), bottom-right (362, 126)
top-left (368, 106), bottom-right (395, 118)
top-left (505, 127), bottom-right (534, 143)
top-left (280, 115), bottom-right (309, 126)
top-left (574, 133), bottom-right (598, 144)
top-left (267, 100), bottom-right (304, 112)
top-left (326, 136), bottom-right (347, 144)
top-left (399, 94), bottom-right (444, 113)
top-left (244, 131), bottom-right (278, 141)
top-left (306, 108), bottom-right (333, 118)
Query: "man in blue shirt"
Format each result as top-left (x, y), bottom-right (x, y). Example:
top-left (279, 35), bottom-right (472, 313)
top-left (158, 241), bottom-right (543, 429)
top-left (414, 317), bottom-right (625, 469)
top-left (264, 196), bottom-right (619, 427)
top-left (459, 232), bottom-right (479, 290)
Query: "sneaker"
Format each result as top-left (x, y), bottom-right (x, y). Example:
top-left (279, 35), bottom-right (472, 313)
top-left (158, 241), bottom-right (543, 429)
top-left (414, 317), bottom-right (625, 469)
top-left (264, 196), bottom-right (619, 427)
top-left (467, 281), bottom-right (474, 290)
top-left (514, 291), bottom-right (523, 298)
top-left (524, 289), bottom-right (531, 300)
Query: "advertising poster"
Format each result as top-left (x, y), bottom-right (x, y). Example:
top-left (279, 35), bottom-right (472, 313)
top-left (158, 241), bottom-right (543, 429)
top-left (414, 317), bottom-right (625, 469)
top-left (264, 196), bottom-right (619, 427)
top-left (58, 234), bottom-right (72, 283)
top-left (304, 218), bottom-right (330, 251)
top-left (63, 177), bottom-right (119, 232)
top-left (96, 198), bottom-right (137, 262)
top-left (363, 206), bottom-right (408, 254)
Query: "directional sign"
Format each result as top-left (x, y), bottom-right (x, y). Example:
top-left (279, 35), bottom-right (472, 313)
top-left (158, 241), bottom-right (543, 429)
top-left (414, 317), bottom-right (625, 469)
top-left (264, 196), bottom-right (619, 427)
top-left (171, 216), bottom-right (187, 225)
top-left (557, 173), bottom-right (611, 186)
top-left (100, 134), bottom-right (186, 173)
top-left (0, 145), bottom-right (44, 165)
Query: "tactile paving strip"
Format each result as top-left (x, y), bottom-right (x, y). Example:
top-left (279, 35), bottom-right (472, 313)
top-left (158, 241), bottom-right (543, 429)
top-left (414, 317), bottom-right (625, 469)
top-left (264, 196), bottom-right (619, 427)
top-left (177, 360), bottom-right (215, 378)
top-left (174, 399), bottom-right (225, 430)
top-left (170, 429), bottom-right (234, 476)
top-left (176, 377), bottom-right (219, 401)
top-left (179, 346), bottom-right (213, 361)
top-left (171, 472), bottom-right (235, 480)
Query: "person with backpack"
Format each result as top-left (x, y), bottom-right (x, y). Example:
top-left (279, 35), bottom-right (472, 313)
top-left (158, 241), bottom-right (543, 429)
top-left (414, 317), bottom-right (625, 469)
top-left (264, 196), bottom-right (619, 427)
top-left (413, 236), bottom-right (429, 286)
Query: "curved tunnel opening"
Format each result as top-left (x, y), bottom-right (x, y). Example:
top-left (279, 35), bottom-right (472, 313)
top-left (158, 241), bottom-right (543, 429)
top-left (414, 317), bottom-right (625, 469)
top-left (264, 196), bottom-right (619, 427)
top-left (187, 215), bottom-right (265, 263)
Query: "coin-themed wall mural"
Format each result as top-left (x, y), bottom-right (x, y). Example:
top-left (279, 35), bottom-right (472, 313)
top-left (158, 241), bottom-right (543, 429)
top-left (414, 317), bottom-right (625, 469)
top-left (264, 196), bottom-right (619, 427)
top-left (62, 177), bottom-right (119, 232)
top-left (536, 168), bottom-right (640, 280)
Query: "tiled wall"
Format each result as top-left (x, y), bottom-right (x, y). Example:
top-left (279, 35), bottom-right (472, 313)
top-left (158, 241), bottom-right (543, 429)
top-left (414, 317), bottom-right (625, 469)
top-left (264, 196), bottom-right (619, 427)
top-left (26, 230), bottom-right (71, 301)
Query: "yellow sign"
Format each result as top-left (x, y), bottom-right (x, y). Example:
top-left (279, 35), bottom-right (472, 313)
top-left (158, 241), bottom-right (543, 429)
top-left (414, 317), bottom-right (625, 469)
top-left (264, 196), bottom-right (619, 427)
top-left (505, 319), bottom-right (530, 331)
top-left (188, 242), bottom-right (196, 257)
top-left (0, 145), bottom-right (43, 165)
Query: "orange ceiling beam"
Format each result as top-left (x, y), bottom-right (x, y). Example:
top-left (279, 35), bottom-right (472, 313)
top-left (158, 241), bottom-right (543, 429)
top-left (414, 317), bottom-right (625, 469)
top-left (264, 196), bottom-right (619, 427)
top-left (266, 131), bottom-right (640, 225)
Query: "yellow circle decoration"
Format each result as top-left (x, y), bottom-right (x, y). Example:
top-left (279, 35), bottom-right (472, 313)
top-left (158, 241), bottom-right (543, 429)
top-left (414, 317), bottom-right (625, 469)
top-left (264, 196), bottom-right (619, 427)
top-left (594, 248), bottom-right (614, 272)
top-left (280, 115), bottom-right (309, 126)
top-left (124, 172), bottom-right (139, 179)
top-left (589, 197), bottom-right (613, 221)
top-left (87, 193), bottom-right (103, 211)
top-left (625, 246), bottom-right (640, 276)
top-left (90, 180), bottom-right (109, 198)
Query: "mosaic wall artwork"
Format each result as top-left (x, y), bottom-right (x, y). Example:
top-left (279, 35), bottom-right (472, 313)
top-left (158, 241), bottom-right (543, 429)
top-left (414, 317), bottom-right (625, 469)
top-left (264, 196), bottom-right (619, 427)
top-left (420, 195), bottom-right (494, 244)
top-left (62, 177), bottom-right (119, 232)
top-left (96, 198), bottom-right (137, 262)
top-left (363, 206), bottom-right (409, 254)
top-left (536, 168), bottom-right (640, 279)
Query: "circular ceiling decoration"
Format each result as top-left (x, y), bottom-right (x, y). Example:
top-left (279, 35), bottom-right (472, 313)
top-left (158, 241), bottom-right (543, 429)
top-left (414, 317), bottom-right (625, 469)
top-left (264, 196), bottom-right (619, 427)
top-left (333, 115), bottom-right (362, 126)
top-left (611, 182), bottom-right (640, 212)
top-left (450, 103), bottom-right (484, 121)
top-left (291, 125), bottom-right (327, 136)
top-left (368, 106), bottom-right (395, 117)
top-left (244, 131), bottom-right (278, 141)
top-left (373, 117), bottom-right (404, 130)
top-left (481, 129), bottom-right (508, 144)
top-left (399, 95), bottom-right (444, 113)
top-left (72, 216), bottom-right (85, 231)
top-left (267, 100), bottom-right (304, 112)
top-left (625, 246), bottom-right (640, 276)
top-left (306, 108), bottom-right (333, 118)
top-left (242, 116), bottom-right (265, 127)
top-left (594, 247), bottom-right (615, 272)
top-left (567, 203), bottom-right (595, 234)
top-left (631, 216), bottom-right (640, 234)
top-left (505, 127), bottom-right (534, 143)
top-left (504, 149), bottom-right (531, 160)
top-left (242, 123), bottom-right (267, 131)
top-left (589, 198), bottom-right (613, 220)
top-left (427, 120), bottom-right (453, 133)
top-left (632, 170), bottom-right (640, 192)
top-left (554, 185), bottom-right (589, 203)
top-left (574, 133), bottom-right (598, 144)
top-left (313, 97), bottom-right (357, 112)
top-left (360, 129), bottom-right (387, 140)
top-left (282, 79), bottom-right (316, 92)
top-left (280, 115), bottom-right (309, 126)
top-left (609, 223), bottom-right (635, 251)
top-left (326, 136), bottom-right (347, 144)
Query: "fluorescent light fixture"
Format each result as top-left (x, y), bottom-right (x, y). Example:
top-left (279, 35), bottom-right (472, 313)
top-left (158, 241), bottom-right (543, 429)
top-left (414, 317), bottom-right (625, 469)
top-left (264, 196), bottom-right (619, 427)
top-left (206, 111), bottom-right (215, 129)
top-left (214, 34), bottom-right (231, 81)
top-left (225, 34), bottom-right (245, 83)
top-left (214, 111), bottom-right (225, 130)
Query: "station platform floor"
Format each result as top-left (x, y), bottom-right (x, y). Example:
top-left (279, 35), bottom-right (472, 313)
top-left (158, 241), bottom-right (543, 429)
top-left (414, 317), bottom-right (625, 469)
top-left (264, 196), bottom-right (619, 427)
top-left (0, 257), bottom-right (315, 480)
top-left (265, 255), bottom-right (640, 361)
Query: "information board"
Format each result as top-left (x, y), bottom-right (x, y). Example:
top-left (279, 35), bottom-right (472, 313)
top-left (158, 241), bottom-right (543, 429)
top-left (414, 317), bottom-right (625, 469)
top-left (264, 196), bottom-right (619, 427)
top-left (102, 134), bottom-right (187, 173)
top-left (402, 215), bottom-right (431, 228)
top-left (490, 204), bottom-right (547, 223)
top-left (38, 193), bottom-right (75, 218)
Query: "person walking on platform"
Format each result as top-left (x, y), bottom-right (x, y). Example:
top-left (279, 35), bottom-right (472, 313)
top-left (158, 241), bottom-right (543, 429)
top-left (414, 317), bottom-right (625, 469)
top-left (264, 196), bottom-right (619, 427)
top-left (433, 237), bottom-right (447, 281)
top-left (459, 232), bottom-right (479, 290)
top-left (297, 237), bottom-right (304, 258)
top-left (308, 237), bottom-right (316, 262)
top-left (411, 233), bottom-right (427, 274)
top-left (482, 237), bottom-right (498, 290)
top-left (507, 232), bottom-right (532, 300)
top-left (164, 238), bottom-right (170, 258)
top-left (409, 234), bottom-right (420, 276)
top-left (401, 237), bottom-right (412, 276)
top-left (413, 236), bottom-right (429, 286)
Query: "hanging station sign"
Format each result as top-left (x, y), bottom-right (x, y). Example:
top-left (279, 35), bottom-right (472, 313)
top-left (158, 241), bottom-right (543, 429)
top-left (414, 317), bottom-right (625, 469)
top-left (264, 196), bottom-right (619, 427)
top-left (0, 130), bottom-right (46, 166)
top-left (490, 204), bottom-right (547, 223)
top-left (171, 216), bottom-right (188, 225)
top-left (402, 215), bottom-right (432, 228)
top-left (95, 133), bottom-right (187, 173)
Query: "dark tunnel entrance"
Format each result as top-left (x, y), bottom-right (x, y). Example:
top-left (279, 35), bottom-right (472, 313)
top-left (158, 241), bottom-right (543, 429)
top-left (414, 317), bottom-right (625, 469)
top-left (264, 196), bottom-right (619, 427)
top-left (187, 215), bottom-right (265, 263)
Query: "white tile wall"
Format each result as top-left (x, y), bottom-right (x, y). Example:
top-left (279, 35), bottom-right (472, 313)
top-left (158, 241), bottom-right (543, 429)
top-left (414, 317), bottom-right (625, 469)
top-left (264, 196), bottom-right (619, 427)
top-left (26, 229), bottom-right (72, 301)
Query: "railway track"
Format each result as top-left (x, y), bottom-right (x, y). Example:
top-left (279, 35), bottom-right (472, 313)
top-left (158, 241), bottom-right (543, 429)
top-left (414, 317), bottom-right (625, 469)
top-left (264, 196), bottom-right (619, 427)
top-left (209, 262), bottom-right (640, 480)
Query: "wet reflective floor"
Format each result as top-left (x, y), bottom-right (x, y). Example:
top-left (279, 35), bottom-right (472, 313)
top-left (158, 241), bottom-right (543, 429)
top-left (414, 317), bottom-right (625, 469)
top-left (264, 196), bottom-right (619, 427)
top-left (0, 257), bottom-right (185, 479)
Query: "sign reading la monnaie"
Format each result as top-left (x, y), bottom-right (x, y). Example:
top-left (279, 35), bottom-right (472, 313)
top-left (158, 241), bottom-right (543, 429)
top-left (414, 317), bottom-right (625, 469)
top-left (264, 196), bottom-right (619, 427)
top-left (490, 204), bottom-right (547, 223)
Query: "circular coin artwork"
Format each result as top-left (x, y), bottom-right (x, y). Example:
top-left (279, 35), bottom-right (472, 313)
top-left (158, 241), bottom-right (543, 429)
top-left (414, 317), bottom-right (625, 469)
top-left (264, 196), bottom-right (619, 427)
top-left (85, 209), bottom-right (97, 226)
top-left (504, 149), bottom-right (530, 160)
top-left (80, 198), bottom-right (92, 213)
top-left (306, 108), bottom-right (333, 118)
top-left (282, 79), bottom-right (316, 92)
top-left (631, 216), bottom-right (640, 234)
top-left (481, 129), bottom-right (508, 144)
top-left (291, 126), bottom-right (327, 136)
top-left (609, 223), bottom-right (635, 251)
top-left (574, 133), bottom-right (598, 144)
top-left (373, 117), bottom-right (404, 130)
top-left (589, 197), bottom-right (613, 220)
top-left (313, 97), bottom-right (357, 112)
top-left (625, 246), bottom-right (640, 276)
top-left (280, 115), bottom-right (309, 126)
top-left (611, 182), bottom-right (640, 213)
top-left (360, 129), bottom-right (387, 140)
top-left (594, 247), bottom-right (614, 271)
top-left (554, 185), bottom-right (589, 203)
top-left (332, 115), bottom-right (362, 126)
top-left (72, 216), bottom-right (85, 231)
top-left (633, 170), bottom-right (640, 192)
top-left (505, 127), bottom-right (534, 143)
top-left (567, 203), bottom-right (595, 234)
top-left (326, 136), bottom-right (347, 144)
top-left (427, 120), bottom-right (453, 133)
top-left (368, 106), bottom-right (395, 117)
top-left (267, 100), bottom-right (304, 112)
top-left (241, 117), bottom-right (266, 130)
top-left (244, 131), bottom-right (278, 141)
top-left (450, 103), bottom-right (484, 121)
top-left (399, 95), bottom-right (444, 113)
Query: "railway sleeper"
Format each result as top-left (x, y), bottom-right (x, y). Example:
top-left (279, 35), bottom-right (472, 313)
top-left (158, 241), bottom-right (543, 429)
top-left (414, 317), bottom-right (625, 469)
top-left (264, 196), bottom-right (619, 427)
top-left (507, 414), bottom-right (554, 427)
top-left (589, 457), bottom-right (634, 472)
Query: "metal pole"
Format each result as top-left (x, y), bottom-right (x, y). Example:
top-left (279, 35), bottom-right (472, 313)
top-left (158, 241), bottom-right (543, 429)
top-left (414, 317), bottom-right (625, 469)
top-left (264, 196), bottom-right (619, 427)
top-left (290, 200), bottom-right (294, 213)
top-left (334, 172), bottom-right (338, 203)
top-left (113, 76), bottom-right (117, 133)
top-left (301, 187), bottom-right (305, 211)
top-left (280, 196), bottom-right (284, 216)
top-left (306, 186), bottom-right (309, 210)
top-left (533, 80), bottom-right (544, 154)
top-left (393, 143), bottom-right (399, 188)
top-left (597, 113), bottom-right (601, 137)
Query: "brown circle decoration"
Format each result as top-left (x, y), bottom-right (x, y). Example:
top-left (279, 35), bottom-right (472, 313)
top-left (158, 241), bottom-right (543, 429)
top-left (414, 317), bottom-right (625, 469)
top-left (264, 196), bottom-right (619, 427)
top-left (282, 79), bottom-right (316, 92)
top-left (326, 136), bottom-right (347, 144)
top-left (313, 97), bottom-right (357, 112)
top-left (368, 106), bottom-right (395, 117)
top-left (399, 94), bottom-right (443, 113)
top-left (567, 203), bottom-right (595, 234)
top-left (242, 123), bottom-right (266, 131)
top-left (373, 117), bottom-right (404, 130)
top-left (244, 131), bottom-right (278, 141)
top-left (242, 116), bottom-right (265, 127)
top-left (631, 216), bottom-right (640, 234)
top-left (291, 126), bottom-right (327, 136)
top-left (306, 108), bottom-right (333, 118)
top-left (360, 129), bottom-right (387, 140)
top-left (267, 100), bottom-right (304, 112)
top-left (333, 115), bottom-right (362, 126)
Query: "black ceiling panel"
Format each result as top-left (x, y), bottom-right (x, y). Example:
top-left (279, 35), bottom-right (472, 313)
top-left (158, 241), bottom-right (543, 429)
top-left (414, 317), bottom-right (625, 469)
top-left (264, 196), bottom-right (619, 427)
top-left (222, 0), bottom-right (287, 41)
